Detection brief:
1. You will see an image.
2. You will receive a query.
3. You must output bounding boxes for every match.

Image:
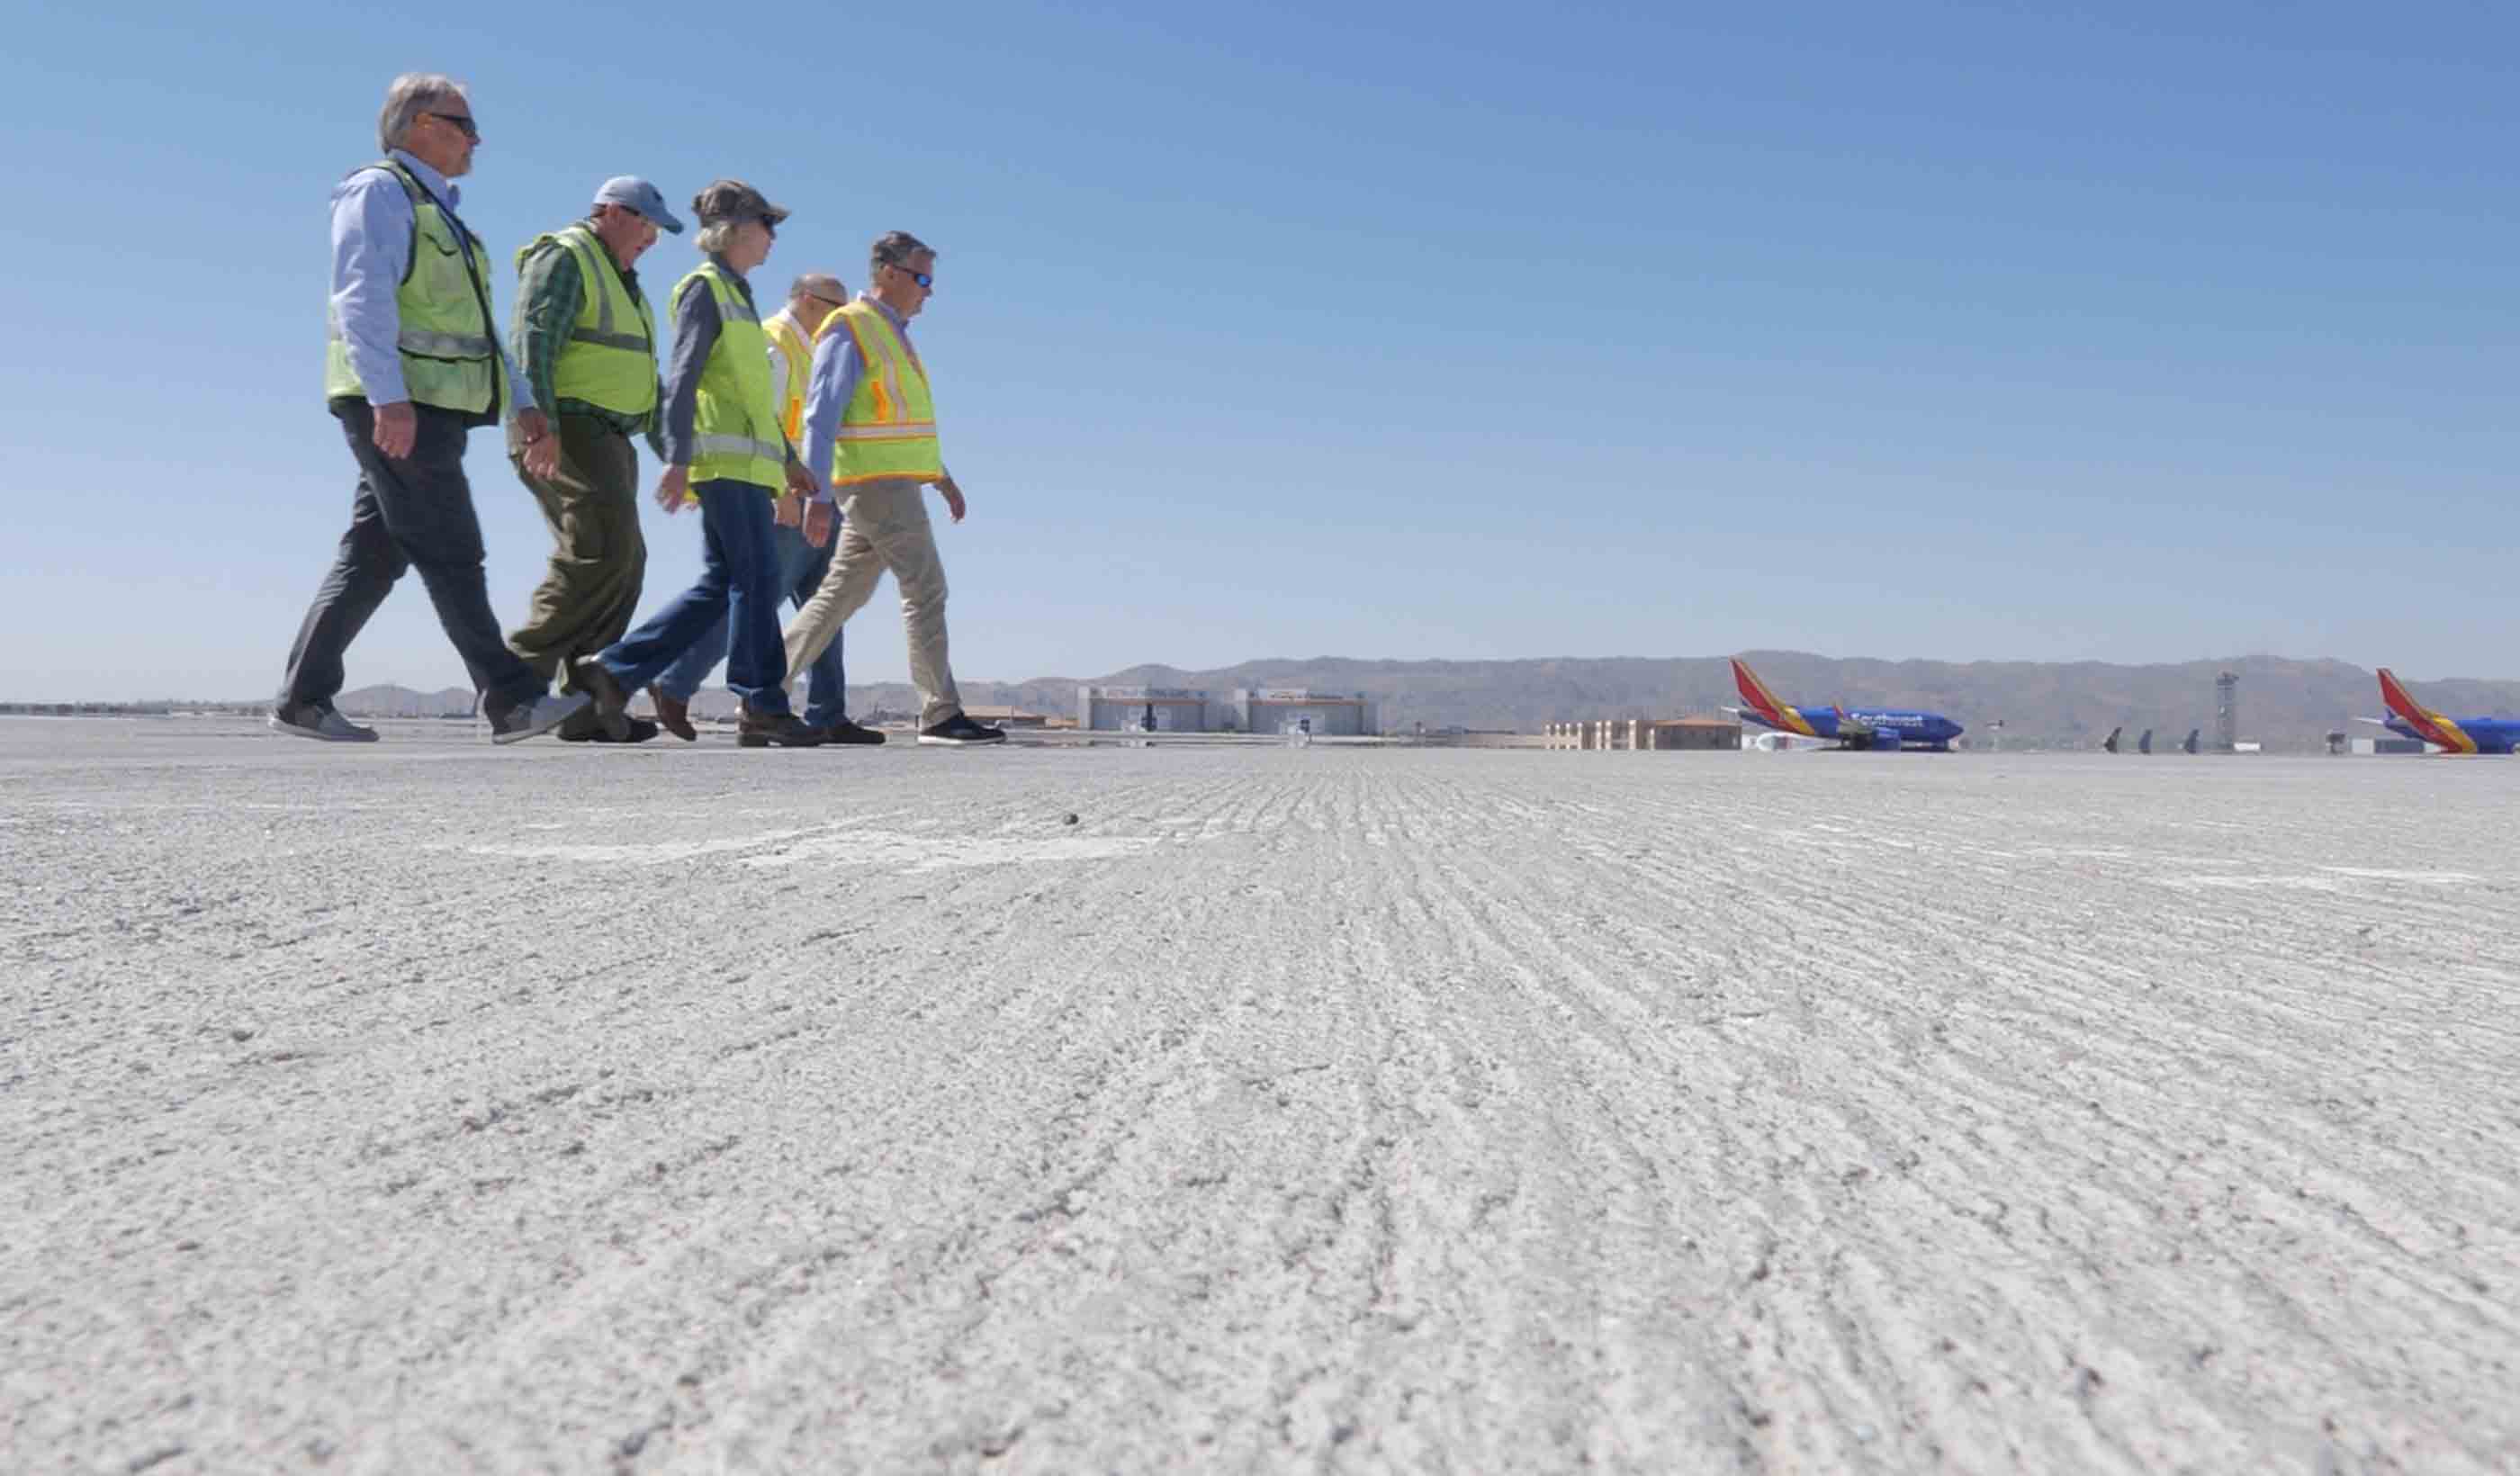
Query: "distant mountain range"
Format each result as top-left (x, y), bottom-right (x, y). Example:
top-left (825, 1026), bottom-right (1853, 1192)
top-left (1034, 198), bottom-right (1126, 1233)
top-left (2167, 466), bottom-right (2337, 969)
top-left (320, 653), bottom-right (2520, 752)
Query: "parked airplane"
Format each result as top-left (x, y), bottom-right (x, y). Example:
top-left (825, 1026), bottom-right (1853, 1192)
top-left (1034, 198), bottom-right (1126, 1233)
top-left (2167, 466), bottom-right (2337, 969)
top-left (1727, 658), bottom-right (1964, 751)
top-left (2102, 726), bottom-right (2123, 754)
top-left (2138, 729), bottom-right (2154, 755)
top-left (2181, 728), bottom-right (2200, 754)
top-left (2357, 669), bottom-right (2520, 754)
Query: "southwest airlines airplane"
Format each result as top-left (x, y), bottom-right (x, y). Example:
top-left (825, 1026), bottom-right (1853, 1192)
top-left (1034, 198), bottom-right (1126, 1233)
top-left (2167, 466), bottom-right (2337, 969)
top-left (2362, 669), bottom-right (2520, 754)
top-left (1729, 658), bottom-right (1964, 751)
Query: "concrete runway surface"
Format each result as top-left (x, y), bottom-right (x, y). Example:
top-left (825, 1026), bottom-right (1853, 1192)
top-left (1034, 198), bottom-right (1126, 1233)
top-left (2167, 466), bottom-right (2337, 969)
top-left (5, 718), bottom-right (2517, 1473)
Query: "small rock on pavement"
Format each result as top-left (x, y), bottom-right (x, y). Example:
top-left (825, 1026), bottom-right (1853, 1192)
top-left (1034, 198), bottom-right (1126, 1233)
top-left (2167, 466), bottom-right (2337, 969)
top-left (1063, 813), bottom-right (1079, 825)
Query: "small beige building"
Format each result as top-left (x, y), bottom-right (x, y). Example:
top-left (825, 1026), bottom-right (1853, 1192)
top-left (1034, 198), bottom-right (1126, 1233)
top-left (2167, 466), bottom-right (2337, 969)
top-left (1544, 715), bottom-right (1742, 751)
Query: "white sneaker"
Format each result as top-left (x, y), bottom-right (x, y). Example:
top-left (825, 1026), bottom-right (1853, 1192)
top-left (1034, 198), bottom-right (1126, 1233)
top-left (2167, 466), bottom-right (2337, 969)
top-left (269, 701), bottom-right (379, 742)
top-left (488, 691), bottom-right (591, 745)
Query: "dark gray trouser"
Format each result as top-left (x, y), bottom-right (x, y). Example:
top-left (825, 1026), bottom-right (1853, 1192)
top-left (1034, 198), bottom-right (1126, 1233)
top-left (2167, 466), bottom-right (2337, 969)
top-left (506, 414), bottom-right (645, 692)
top-left (277, 400), bottom-right (543, 714)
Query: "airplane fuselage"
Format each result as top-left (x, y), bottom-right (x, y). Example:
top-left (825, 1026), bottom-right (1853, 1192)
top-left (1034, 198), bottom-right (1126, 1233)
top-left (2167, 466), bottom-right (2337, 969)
top-left (1728, 658), bottom-right (1965, 751)
top-left (1738, 706), bottom-right (1963, 750)
top-left (2378, 717), bottom-right (2520, 755)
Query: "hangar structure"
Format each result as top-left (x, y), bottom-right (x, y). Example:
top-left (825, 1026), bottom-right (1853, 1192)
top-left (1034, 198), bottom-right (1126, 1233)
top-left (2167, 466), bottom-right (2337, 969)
top-left (1075, 686), bottom-right (1382, 735)
top-left (1076, 687), bottom-right (1217, 733)
top-left (1236, 688), bottom-right (1379, 737)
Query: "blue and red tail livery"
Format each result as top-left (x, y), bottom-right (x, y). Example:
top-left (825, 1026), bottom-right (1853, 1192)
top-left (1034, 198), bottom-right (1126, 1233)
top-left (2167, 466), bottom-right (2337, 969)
top-left (1727, 658), bottom-right (1963, 751)
top-left (2364, 669), bottom-right (2519, 754)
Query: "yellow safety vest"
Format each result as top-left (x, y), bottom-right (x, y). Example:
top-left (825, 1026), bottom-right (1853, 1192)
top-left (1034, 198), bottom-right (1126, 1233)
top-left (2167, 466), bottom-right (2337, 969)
top-left (761, 307), bottom-right (814, 443)
top-left (515, 222), bottom-right (657, 418)
top-left (673, 262), bottom-right (784, 491)
top-left (323, 158), bottom-right (500, 418)
top-left (819, 300), bottom-right (943, 486)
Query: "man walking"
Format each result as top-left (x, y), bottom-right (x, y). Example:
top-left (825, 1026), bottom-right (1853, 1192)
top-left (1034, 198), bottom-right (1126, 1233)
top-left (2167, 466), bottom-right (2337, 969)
top-left (274, 73), bottom-right (587, 743)
top-left (646, 273), bottom-right (881, 744)
top-left (575, 181), bottom-right (825, 749)
top-left (785, 232), bottom-right (1002, 746)
top-left (506, 176), bottom-right (683, 743)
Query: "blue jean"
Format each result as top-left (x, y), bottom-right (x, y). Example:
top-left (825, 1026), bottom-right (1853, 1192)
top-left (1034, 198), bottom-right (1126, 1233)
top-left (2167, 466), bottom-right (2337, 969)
top-left (654, 520), bottom-right (849, 725)
top-left (592, 479), bottom-right (790, 715)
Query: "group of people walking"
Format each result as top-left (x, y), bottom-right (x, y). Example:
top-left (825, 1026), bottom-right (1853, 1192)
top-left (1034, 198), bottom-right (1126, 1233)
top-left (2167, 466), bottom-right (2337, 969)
top-left (273, 73), bottom-right (1004, 749)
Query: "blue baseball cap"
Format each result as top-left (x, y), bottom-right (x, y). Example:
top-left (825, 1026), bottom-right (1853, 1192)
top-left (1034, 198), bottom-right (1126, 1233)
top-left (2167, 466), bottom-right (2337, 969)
top-left (591, 176), bottom-right (685, 235)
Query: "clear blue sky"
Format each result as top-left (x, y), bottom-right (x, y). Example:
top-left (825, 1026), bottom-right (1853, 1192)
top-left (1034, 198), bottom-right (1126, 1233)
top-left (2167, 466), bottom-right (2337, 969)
top-left (5, 2), bottom-right (2514, 699)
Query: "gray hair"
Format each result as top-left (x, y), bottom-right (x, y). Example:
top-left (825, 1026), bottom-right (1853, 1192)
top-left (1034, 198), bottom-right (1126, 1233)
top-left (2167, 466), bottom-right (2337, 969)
top-left (696, 220), bottom-right (739, 255)
top-left (869, 230), bottom-right (935, 277)
top-left (789, 273), bottom-right (846, 302)
top-left (378, 73), bottom-right (468, 154)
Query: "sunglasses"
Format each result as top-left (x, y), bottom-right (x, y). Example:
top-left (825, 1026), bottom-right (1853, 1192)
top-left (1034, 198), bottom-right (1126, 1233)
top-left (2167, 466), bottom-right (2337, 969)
top-left (427, 111), bottom-right (480, 141)
top-left (886, 261), bottom-right (933, 288)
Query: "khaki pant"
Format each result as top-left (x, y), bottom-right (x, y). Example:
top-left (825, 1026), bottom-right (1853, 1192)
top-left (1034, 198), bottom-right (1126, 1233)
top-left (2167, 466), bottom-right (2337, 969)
top-left (506, 414), bottom-right (645, 691)
top-left (782, 479), bottom-right (962, 727)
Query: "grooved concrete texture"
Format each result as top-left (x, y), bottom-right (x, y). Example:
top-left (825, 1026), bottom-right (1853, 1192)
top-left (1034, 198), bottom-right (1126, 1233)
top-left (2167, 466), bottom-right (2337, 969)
top-left (6, 719), bottom-right (2517, 1472)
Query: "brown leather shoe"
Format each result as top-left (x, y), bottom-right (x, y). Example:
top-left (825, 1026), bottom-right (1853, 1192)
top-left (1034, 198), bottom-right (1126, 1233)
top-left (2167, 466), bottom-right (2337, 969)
top-left (738, 703), bottom-right (825, 748)
top-left (648, 685), bottom-right (698, 742)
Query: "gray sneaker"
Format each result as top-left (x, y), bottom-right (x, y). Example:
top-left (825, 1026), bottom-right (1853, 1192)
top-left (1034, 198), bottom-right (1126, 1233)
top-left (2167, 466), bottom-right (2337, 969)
top-left (269, 701), bottom-right (379, 742)
top-left (487, 691), bottom-right (591, 745)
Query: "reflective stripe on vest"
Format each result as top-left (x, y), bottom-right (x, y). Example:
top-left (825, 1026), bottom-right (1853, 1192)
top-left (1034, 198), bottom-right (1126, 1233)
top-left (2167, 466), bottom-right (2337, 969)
top-left (762, 308), bottom-right (814, 443)
top-left (818, 301), bottom-right (943, 486)
top-left (693, 432), bottom-right (787, 461)
top-left (322, 159), bottom-right (499, 416)
top-left (517, 223), bottom-right (658, 417)
top-left (397, 326), bottom-right (497, 358)
top-left (673, 262), bottom-right (784, 491)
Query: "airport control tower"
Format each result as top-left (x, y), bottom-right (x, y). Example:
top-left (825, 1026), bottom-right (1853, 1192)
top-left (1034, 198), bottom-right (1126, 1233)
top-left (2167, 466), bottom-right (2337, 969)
top-left (2215, 670), bottom-right (2238, 753)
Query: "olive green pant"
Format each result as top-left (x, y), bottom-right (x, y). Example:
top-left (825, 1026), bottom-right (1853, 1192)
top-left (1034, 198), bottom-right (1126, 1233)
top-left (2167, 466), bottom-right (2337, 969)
top-left (507, 415), bottom-right (646, 692)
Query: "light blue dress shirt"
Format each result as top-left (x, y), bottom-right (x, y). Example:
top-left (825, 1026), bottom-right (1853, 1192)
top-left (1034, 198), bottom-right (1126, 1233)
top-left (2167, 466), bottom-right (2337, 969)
top-left (328, 148), bottom-right (534, 413)
top-left (800, 293), bottom-right (941, 503)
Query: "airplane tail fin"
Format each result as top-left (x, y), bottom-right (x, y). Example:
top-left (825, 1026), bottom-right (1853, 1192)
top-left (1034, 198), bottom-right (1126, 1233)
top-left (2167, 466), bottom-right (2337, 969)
top-left (2378, 668), bottom-right (2478, 753)
top-left (1731, 658), bottom-right (1815, 737)
top-left (2102, 726), bottom-right (2121, 754)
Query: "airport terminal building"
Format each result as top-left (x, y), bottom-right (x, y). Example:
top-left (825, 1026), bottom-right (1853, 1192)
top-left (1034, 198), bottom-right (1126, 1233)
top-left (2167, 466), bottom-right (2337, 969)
top-left (1076, 687), bottom-right (1381, 735)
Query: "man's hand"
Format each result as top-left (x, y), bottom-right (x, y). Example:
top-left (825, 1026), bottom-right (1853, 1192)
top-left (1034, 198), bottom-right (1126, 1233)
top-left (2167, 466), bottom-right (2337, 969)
top-left (654, 464), bottom-right (691, 514)
top-left (773, 490), bottom-right (804, 527)
top-left (372, 401), bottom-right (417, 460)
top-left (784, 464), bottom-right (818, 500)
top-left (802, 498), bottom-right (835, 548)
top-left (936, 475), bottom-right (967, 524)
top-left (518, 410), bottom-right (560, 480)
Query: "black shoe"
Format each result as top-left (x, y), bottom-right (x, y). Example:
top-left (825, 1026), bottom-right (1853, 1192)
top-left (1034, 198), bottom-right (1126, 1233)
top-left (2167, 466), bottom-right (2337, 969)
top-left (918, 713), bottom-right (1005, 746)
top-left (811, 717), bottom-right (887, 746)
top-left (561, 711), bottom-right (661, 744)
top-left (739, 705), bottom-right (826, 748)
top-left (570, 660), bottom-right (633, 741)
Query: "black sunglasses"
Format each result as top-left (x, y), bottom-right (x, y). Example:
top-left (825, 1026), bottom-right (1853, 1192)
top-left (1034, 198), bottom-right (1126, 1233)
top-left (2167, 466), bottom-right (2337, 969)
top-left (427, 111), bottom-right (480, 141)
top-left (885, 260), bottom-right (933, 288)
